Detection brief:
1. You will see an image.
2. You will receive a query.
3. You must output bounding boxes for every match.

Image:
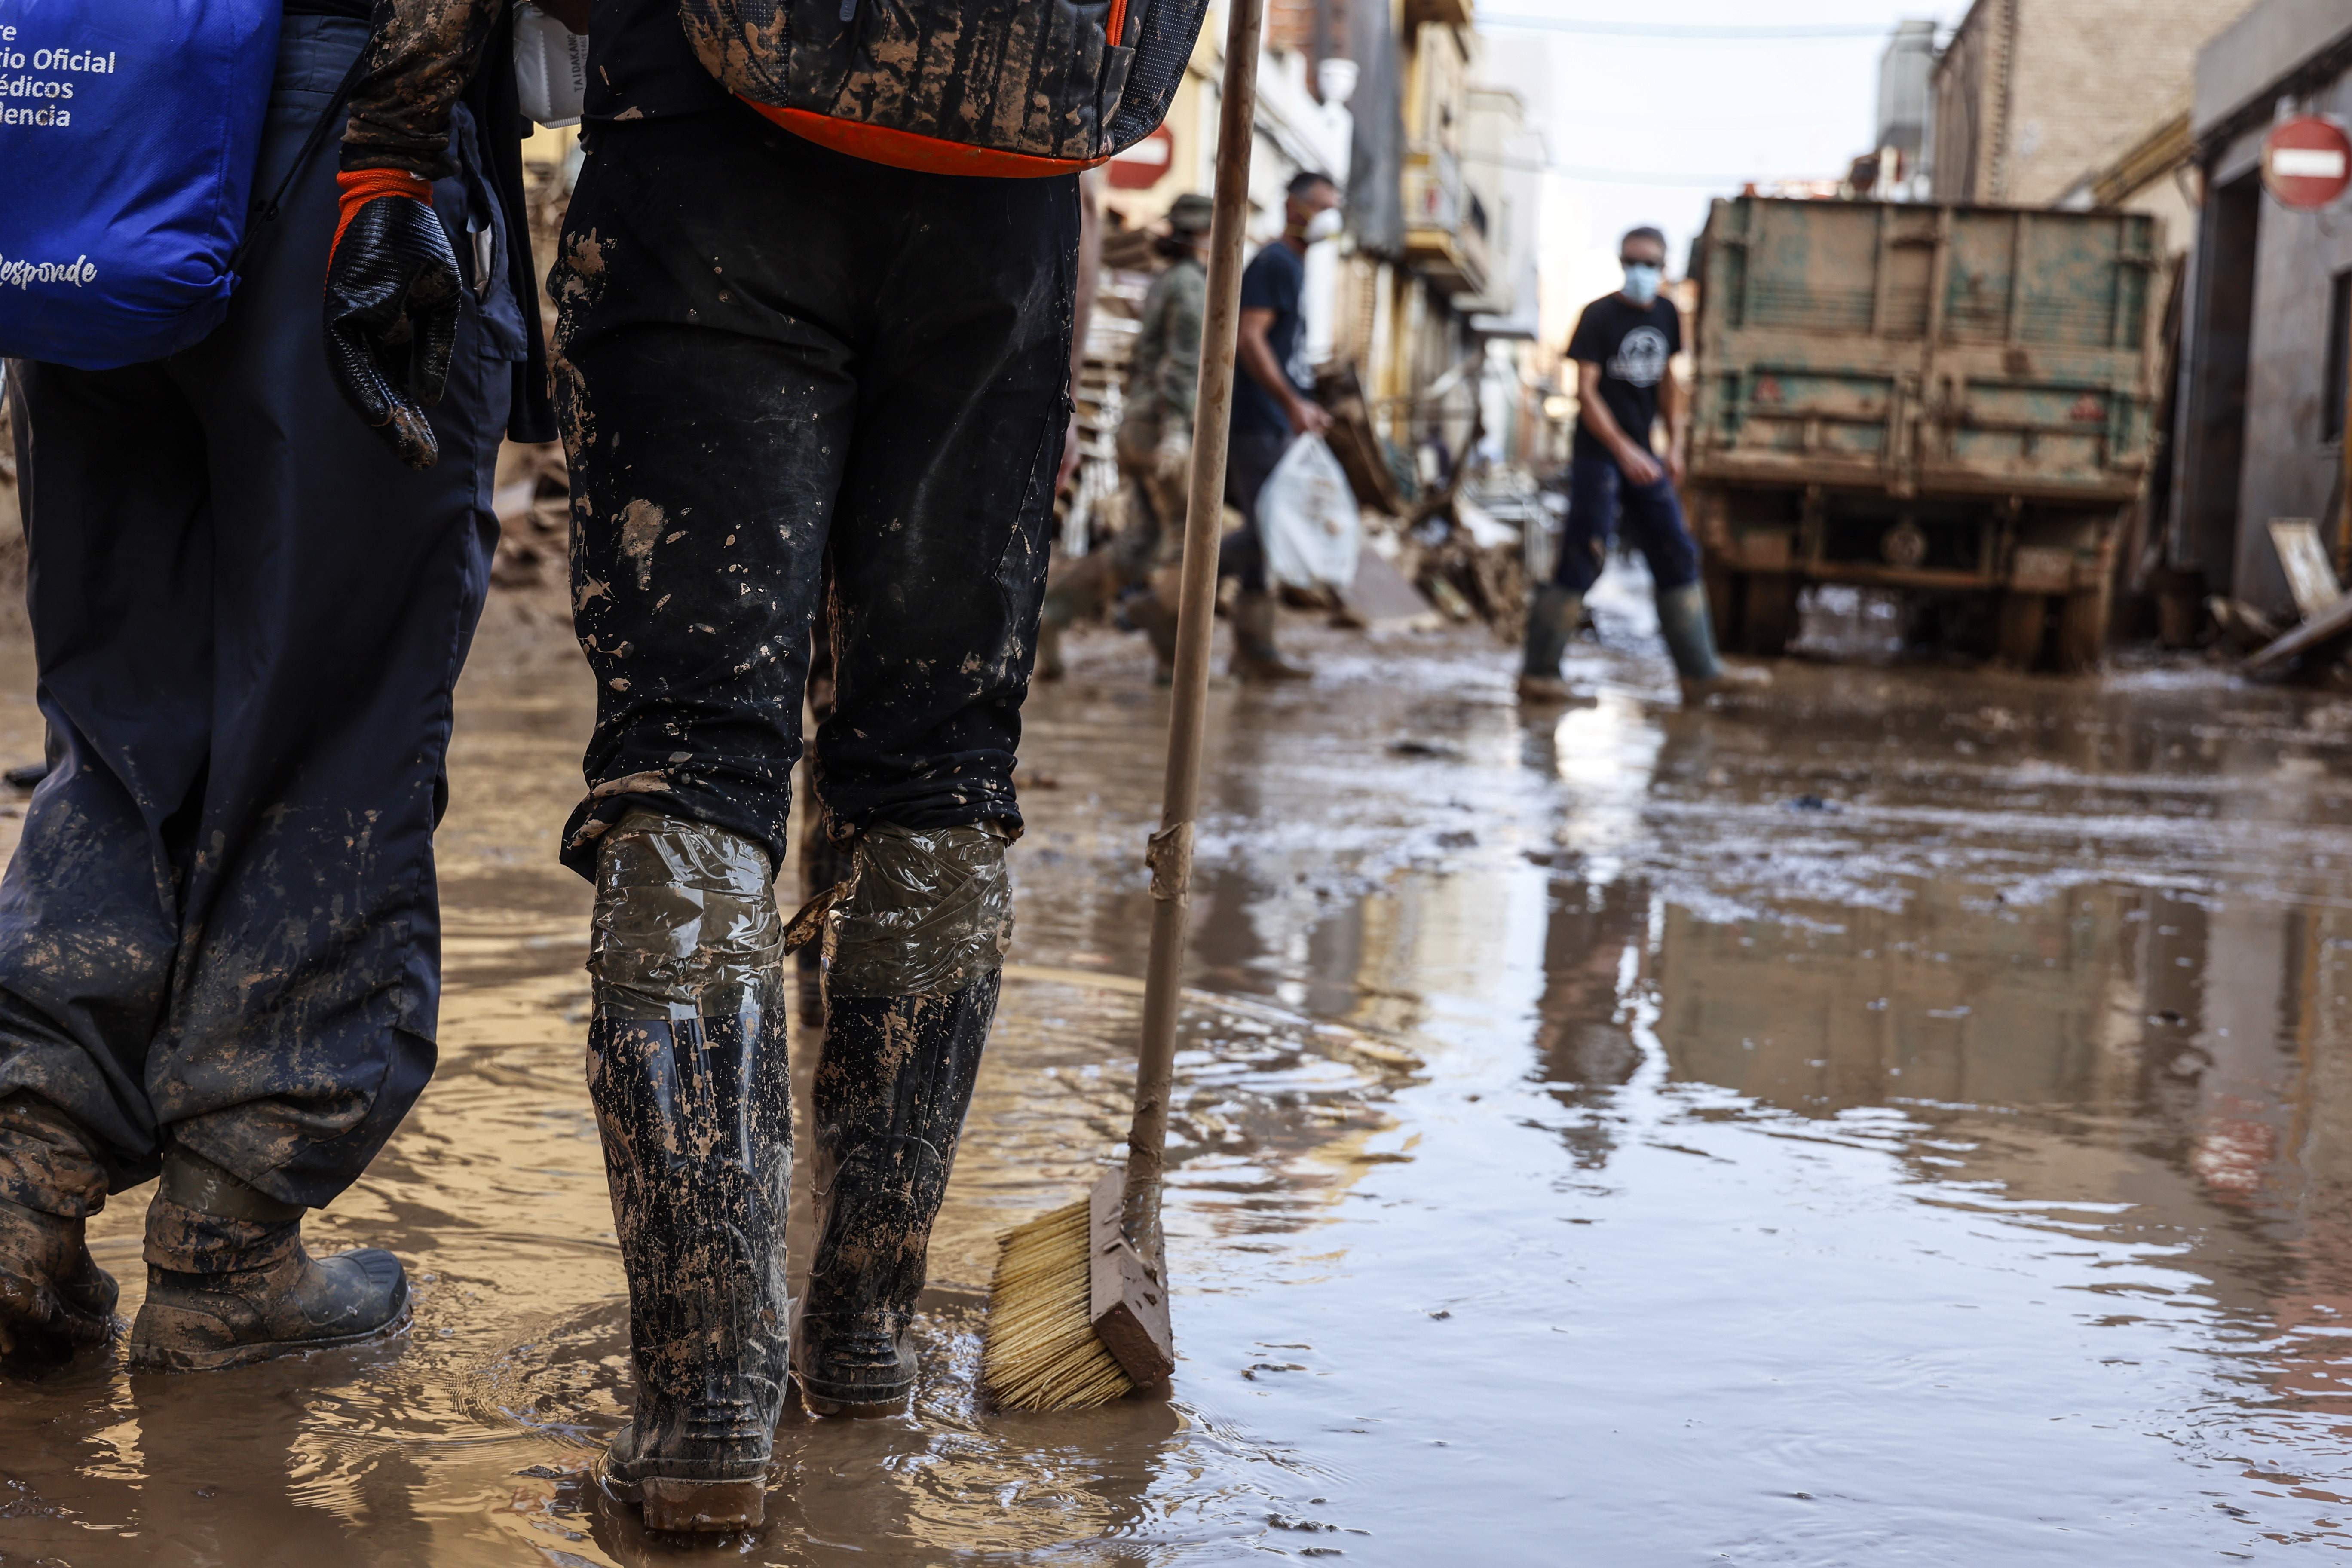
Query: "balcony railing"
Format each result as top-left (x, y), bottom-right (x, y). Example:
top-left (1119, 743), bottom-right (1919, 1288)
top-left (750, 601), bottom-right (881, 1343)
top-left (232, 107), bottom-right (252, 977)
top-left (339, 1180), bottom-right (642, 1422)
top-left (1402, 148), bottom-right (1489, 295)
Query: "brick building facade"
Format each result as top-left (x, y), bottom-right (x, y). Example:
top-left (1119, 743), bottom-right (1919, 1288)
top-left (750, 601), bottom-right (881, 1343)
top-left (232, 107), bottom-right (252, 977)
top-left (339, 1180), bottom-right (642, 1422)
top-left (1932, 0), bottom-right (2257, 205)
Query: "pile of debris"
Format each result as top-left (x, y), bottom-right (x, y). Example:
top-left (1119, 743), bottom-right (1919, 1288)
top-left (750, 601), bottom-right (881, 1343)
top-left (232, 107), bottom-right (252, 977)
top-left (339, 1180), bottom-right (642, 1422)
top-left (2216, 519), bottom-right (2352, 685)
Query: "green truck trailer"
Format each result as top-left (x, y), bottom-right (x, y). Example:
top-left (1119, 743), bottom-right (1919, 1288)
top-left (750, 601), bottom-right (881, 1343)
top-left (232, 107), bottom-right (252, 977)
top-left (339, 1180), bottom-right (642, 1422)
top-left (1687, 196), bottom-right (2169, 672)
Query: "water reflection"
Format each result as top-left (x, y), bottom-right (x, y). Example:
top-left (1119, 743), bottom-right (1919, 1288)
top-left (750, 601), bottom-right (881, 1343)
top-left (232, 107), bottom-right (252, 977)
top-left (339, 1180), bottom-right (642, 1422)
top-left (9, 601), bottom-right (2352, 1558)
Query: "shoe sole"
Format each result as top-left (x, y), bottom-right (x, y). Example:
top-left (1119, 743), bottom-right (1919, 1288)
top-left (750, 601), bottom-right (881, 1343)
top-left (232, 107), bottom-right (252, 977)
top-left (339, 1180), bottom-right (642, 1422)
top-left (125, 1297), bottom-right (413, 1374)
top-left (796, 1381), bottom-right (911, 1418)
top-left (600, 1457), bottom-right (767, 1531)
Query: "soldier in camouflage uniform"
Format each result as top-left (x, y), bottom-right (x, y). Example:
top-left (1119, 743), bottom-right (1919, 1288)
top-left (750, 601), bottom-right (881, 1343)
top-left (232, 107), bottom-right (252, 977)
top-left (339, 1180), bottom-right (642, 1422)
top-left (1036, 193), bottom-right (1211, 683)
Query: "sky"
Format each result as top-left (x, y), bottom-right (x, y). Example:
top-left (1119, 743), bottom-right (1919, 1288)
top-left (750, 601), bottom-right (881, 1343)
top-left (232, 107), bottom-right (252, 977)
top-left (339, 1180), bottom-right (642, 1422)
top-left (1471, 1), bottom-right (1974, 340)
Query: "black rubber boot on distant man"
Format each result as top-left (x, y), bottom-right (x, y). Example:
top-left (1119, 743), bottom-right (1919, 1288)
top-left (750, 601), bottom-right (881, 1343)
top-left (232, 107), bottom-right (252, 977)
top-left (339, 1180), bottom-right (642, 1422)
top-left (1656, 582), bottom-right (1769, 700)
top-left (1518, 584), bottom-right (1587, 704)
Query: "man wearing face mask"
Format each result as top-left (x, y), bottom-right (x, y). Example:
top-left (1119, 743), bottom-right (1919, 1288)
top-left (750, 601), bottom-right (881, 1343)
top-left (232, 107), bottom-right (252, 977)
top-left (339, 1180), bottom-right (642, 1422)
top-left (1521, 225), bottom-right (1762, 702)
top-left (1219, 169), bottom-right (1341, 682)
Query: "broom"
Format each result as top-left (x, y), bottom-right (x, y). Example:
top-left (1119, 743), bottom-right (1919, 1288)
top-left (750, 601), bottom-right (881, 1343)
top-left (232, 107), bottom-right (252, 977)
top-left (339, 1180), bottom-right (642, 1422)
top-left (981, 0), bottom-right (1270, 1413)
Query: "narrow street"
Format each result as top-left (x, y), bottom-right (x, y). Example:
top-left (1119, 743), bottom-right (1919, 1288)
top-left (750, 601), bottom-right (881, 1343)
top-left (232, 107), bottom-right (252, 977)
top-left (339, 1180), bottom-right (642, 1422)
top-left (3, 582), bottom-right (2347, 1562)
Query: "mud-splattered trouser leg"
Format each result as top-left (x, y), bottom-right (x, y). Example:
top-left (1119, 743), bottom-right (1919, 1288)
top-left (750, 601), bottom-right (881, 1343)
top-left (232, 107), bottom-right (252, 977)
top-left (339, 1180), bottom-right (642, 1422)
top-left (550, 108), bottom-right (1074, 868)
top-left (0, 15), bottom-right (515, 1213)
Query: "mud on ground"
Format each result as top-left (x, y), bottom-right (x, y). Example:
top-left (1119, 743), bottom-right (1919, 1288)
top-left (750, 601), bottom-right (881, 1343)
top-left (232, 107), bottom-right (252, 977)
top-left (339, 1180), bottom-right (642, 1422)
top-left (0, 573), bottom-right (2350, 1562)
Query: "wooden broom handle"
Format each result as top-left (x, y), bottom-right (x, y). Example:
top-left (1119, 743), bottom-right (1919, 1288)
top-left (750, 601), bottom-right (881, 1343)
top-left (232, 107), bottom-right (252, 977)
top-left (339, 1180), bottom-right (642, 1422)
top-left (1121, 0), bottom-right (1265, 1271)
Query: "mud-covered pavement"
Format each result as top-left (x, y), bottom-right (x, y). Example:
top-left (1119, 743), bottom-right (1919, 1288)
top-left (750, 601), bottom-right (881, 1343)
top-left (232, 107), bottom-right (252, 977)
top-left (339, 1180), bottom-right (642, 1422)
top-left (6, 575), bottom-right (2352, 1564)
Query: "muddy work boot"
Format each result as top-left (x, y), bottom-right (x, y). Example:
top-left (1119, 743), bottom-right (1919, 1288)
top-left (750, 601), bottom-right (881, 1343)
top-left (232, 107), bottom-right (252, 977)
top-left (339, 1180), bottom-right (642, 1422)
top-left (128, 1148), bottom-right (410, 1372)
top-left (796, 823), bottom-right (1007, 1416)
top-left (1517, 583), bottom-right (1586, 704)
top-left (587, 813), bottom-right (792, 1533)
top-left (1231, 590), bottom-right (1309, 683)
top-left (1116, 582), bottom-right (1180, 686)
top-left (1655, 582), bottom-right (1770, 700)
top-left (0, 1094), bottom-right (117, 1369)
top-left (1035, 553), bottom-right (1115, 682)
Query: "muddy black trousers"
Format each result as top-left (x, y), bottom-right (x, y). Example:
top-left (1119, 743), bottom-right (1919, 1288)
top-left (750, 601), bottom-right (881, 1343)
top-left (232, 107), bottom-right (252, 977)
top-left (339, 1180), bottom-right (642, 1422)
top-left (0, 17), bottom-right (516, 1212)
top-left (550, 110), bottom-right (1076, 877)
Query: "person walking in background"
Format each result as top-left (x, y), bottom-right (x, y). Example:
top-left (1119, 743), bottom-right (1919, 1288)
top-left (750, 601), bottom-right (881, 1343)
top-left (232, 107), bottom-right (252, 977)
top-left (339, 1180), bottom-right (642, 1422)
top-left (1222, 170), bottom-right (1341, 682)
top-left (1520, 225), bottom-right (1762, 703)
top-left (1036, 193), bottom-right (1212, 684)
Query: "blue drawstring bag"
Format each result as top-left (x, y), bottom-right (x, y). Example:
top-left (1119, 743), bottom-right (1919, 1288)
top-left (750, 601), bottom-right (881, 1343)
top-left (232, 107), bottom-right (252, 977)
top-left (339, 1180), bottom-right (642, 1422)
top-left (0, 0), bottom-right (282, 369)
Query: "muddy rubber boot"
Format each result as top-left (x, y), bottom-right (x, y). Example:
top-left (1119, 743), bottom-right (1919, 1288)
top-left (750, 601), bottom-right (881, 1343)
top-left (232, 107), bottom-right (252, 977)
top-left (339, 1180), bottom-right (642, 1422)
top-left (1118, 586), bottom-right (1181, 686)
top-left (1231, 590), bottom-right (1309, 683)
top-left (1517, 584), bottom-right (1585, 704)
top-left (0, 1095), bottom-right (117, 1369)
top-left (587, 813), bottom-right (793, 1533)
top-left (795, 974), bottom-right (994, 1416)
top-left (1656, 582), bottom-right (1769, 699)
top-left (127, 1149), bottom-right (410, 1373)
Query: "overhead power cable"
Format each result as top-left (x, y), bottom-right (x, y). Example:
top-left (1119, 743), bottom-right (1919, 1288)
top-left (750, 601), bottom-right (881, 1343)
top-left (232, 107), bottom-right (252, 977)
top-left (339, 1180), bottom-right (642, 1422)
top-left (1476, 16), bottom-right (1907, 40)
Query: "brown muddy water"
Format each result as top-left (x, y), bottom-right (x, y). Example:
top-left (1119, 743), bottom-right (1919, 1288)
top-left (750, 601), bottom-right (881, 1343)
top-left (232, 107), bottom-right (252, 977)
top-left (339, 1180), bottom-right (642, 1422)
top-left (6, 576), bottom-right (2352, 1565)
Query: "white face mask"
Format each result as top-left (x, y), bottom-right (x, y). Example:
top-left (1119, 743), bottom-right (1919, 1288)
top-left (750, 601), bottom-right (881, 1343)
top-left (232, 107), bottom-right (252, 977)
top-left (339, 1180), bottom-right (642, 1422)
top-left (1303, 208), bottom-right (1344, 243)
top-left (1623, 263), bottom-right (1664, 305)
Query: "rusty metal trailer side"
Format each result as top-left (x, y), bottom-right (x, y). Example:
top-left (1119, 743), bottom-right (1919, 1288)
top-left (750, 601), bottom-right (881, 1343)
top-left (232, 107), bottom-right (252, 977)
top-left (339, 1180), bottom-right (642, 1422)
top-left (1686, 197), bottom-right (2169, 672)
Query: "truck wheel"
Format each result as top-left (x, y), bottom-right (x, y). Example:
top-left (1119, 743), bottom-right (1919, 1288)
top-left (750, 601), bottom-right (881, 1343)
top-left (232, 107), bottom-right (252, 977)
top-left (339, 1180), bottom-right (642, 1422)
top-left (1740, 573), bottom-right (1800, 657)
top-left (2053, 587), bottom-right (2109, 675)
top-left (1993, 592), bottom-right (2049, 670)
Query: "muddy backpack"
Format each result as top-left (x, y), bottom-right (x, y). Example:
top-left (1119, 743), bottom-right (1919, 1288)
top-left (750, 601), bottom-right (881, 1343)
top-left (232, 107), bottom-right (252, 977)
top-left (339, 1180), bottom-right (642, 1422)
top-left (680, 0), bottom-right (1211, 176)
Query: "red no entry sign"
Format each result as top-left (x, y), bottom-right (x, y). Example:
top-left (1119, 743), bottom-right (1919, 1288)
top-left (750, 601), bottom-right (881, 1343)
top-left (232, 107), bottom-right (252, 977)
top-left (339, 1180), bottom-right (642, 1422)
top-left (2263, 115), bottom-right (2352, 209)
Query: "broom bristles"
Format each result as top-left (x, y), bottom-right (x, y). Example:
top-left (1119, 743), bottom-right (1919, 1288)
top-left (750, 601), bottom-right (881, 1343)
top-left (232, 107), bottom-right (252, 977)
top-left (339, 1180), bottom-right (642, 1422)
top-left (982, 1195), bottom-right (1137, 1412)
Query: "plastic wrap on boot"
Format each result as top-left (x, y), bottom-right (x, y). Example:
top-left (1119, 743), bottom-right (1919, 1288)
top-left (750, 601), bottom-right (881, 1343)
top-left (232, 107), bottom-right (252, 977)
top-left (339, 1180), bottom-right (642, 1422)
top-left (591, 811), bottom-right (786, 1022)
top-left (796, 974), bottom-right (995, 1415)
top-left (588, 812), bottom-right (793, 1527)
top-left (823, 823), bottom-right (1012, 1000)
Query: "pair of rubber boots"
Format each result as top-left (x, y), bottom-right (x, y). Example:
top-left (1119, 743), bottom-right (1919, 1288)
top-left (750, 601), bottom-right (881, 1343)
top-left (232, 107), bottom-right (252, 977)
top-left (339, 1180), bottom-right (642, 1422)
top-left (591, 968), bottom-right (991, 1533)
top-left (1518, 581), bottom-right (1764, 703)
top-left (0, 1106), bottom-right (409, 1375)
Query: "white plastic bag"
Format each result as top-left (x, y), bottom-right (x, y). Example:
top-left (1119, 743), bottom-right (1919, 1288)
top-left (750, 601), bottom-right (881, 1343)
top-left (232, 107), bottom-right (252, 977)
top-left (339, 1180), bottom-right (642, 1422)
top-left (1256, 434), bottom-right (1361, 592)
top-left (514, 4), bottom-right (590, 129)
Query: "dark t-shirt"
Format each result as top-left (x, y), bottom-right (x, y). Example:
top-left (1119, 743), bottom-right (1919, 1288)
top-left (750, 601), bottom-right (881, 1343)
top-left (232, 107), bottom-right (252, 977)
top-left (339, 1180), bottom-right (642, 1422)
top-left (1232, 240), bottom-right (1311, 437)
top-left (1568, 292), bottom-right (1681, 462)
top-left (586, 0), bottom-right (732, 122)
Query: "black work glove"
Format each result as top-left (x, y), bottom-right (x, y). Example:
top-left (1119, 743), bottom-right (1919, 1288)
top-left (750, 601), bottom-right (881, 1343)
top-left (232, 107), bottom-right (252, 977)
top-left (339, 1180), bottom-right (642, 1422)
top-left (324, 171), bottom-right (461, 471)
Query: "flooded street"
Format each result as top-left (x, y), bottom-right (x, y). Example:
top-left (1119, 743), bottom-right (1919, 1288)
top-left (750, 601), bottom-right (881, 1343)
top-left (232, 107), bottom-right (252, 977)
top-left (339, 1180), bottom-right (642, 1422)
top-left (6, 576), bottom-right (2352, 1563)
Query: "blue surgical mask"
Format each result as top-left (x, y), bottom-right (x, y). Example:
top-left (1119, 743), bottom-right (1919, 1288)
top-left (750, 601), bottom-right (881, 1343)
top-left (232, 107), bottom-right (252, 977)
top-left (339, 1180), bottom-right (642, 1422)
top-left (1623, 263), bottom-right (1663, 305)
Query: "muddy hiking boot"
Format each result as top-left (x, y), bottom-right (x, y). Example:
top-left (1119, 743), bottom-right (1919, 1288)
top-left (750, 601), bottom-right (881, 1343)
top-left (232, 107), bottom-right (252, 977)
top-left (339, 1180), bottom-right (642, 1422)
top-left (796, 974), bottom-right (994, 1416)
top-left (1231, 590), bottom-right (1309, 683)
top-left (0, 1095), bottom-right (118, 1369)
top-left (0, 1197), bottom-right (118, 1367)
top-left (1115, 584), bottom-right (1179, 686)
top-left (588, 814), bottom-right (793, 1533)
top-left (1518, 584), bottom-right (1586, 704)
top-left (128, 1148), bottom-right (410, 1373)
top-left (1655, 582), bottom-right (1770, 700)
